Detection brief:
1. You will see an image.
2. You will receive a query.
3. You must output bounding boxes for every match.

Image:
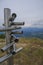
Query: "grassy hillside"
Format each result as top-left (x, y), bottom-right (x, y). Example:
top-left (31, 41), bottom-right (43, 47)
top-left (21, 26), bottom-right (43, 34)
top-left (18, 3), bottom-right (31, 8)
top-left (0, 38), bottom-right (43, 65)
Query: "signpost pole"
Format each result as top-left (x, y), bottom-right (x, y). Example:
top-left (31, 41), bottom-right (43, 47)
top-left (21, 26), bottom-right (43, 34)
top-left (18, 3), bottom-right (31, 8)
top-left (4, 8), bottom-right (14, 65)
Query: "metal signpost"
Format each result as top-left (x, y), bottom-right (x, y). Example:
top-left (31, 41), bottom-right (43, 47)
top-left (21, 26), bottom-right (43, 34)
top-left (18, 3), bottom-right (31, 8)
top-left (0, 8), bottom-right (25, 65)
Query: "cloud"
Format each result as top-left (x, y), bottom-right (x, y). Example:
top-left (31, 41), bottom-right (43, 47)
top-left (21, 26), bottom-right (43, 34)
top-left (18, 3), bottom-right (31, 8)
top-left (0, 18), bottom-right (4, 26)
top-left (24, 19), bottom-right (43, 28)
top-left (24, 21), bottom-right (32, 27)
top-left (31, 19), bottom-right (43, 28)
top-left (24, 23), bottom-right (32, 27)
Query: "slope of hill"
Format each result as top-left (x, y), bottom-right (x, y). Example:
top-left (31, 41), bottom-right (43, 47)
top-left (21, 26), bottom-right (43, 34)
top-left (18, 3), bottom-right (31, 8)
top-left (0, 38), bottom-right (43, 65)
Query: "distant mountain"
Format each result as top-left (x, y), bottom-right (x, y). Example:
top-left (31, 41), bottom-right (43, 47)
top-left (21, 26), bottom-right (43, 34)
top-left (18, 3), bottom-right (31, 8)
top-left (0, 27), bottom-right (43, 39)
top-left (14, 27), bottom-right (43, 39)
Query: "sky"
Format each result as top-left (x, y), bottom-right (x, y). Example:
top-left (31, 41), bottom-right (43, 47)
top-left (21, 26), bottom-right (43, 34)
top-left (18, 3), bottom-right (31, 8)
top-left (0, 0), bottom-right (43, 27)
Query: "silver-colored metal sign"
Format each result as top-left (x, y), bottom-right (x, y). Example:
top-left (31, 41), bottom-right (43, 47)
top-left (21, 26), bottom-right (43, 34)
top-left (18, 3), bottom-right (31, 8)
top-left (0, 53), bottom-right (12, 63)
top-left (0, 27), bottom-right (21, 32)
top-left (1, 42), bottom-right (14, 52)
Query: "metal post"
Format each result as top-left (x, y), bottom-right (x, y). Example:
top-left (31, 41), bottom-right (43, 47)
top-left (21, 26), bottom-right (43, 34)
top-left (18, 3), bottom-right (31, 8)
top-left (4, 8), bottom-right (14, 65)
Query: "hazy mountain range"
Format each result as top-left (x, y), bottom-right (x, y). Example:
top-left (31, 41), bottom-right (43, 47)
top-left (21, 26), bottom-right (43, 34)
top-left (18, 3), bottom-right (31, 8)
top-left (0, 27), bottom-right (43, 39)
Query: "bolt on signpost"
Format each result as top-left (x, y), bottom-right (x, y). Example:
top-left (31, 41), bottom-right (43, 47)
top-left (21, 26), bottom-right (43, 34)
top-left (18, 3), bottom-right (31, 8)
top-left (0, 8), bottom-right (25, 65)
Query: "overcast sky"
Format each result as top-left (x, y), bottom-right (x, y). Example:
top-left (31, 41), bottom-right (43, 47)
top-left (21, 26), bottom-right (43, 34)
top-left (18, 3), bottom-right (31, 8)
top-left (0, 0), bottom-right (43, 27)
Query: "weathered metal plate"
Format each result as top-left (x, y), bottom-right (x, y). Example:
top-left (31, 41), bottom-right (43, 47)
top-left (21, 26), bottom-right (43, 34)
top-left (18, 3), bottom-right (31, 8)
top-left (0, 53), bottom-right (12, 63)
top-left (0, 27), bottom-right (21, 32)
top-left (1, 42), bottom-right (14, 52)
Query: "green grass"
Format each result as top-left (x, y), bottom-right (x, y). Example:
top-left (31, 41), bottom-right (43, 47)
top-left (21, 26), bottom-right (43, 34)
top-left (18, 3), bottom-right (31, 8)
top-left (0, 38), bottom-right (43, 65)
